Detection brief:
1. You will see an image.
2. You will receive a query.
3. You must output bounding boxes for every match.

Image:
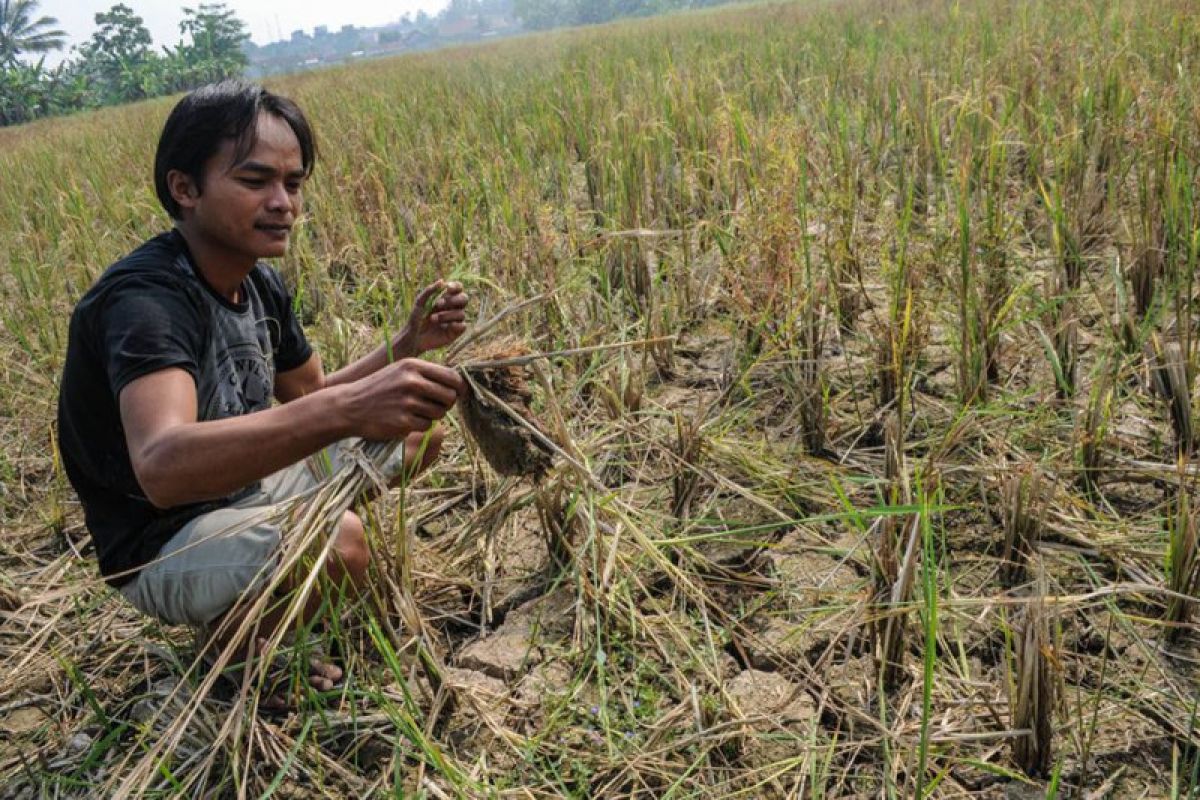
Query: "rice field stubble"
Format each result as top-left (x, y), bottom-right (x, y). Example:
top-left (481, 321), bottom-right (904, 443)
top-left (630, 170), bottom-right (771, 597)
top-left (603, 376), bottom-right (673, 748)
top-left (2, 0), bottom-right (1200, 795)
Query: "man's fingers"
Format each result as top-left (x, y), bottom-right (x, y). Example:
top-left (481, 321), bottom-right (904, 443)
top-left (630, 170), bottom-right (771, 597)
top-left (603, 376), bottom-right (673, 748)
top-left (429, 310), bottom-right (467, 325)
top-left (433, 290), bottom-right (468, 311)
top-left (402, 371), bottom-right (460, 410)
top-left (410, 360), bottom-right (465, 393)
top-left (406, 398), bottom-right (452, 421)
top-left (400, 376), bottom-right (457, 410)
top-left (412, 280), bottom-right (446, 317)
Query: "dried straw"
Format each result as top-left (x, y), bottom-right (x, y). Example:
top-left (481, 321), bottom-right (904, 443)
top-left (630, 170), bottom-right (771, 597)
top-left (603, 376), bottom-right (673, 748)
top-left (1001, 465), bottom-right (1045, 589)
top-left (871, 411), bottom-right (914, 693)
top-left (1011, 577), bottom-right (1055, 777)
top-left (1164, 488), bottom-right (1199, 643)
top-left (1146, 333), bottom-right (1193, 455)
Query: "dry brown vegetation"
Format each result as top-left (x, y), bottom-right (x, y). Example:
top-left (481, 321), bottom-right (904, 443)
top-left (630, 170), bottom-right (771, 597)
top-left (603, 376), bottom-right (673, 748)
top-left (2, 0), bottom-right (1200, 795)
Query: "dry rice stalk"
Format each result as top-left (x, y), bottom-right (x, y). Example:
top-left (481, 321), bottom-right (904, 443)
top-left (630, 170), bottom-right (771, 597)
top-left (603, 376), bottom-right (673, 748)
top-left (793, 295), bottom-right (828, 456)
top-left (981, 243), bottom-right (1008, 389)
top-left (873, 514), bottom-right (921, 694)
top-left (1146, 333), bottom-right (1194, 456)
top-left (872, 412), bottom-right (914, 692)
top-left (883, 409), bottom-right (907, 502)
top-left (1130, 226), bottom-right (1164, 323)
top-left (1164, 488), bottom-right (1199, 643)
top-left (597, 354), bottom-right (645, 419)
top-left (1078, 366), bottom-right (1114, 496)
top-left (1048, 278), bottom-right (1078, 401)
top-left (1011, 579), bottom-right (1055, 777)
top-left (671, 411), bottom-right (704, 519)
top-left (1001, 466), bottom-right (1045, 589)
top-left (457, 337), bottom-right (556, 480)
top-left (876, 321), bottom-right (899, 414)
top-left (535, 476), bottom-right (578, 572)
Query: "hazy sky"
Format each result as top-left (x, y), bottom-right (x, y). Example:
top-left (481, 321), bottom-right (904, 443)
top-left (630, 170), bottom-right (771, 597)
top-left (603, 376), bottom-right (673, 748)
top-left (42, 1), bottom-right (449, 63)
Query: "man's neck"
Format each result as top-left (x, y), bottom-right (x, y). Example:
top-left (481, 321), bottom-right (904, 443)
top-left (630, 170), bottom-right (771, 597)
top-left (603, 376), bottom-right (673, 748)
top-left (174, 224), bottom-right (252, 303)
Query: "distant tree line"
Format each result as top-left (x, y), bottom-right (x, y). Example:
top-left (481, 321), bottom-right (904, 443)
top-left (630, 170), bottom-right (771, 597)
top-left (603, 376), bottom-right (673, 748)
top-left (1, 0), bottom-right (749, 127)
top-left (513, 0), bottom-right (740, 31)
top-left (1, 1), bottom-right (248, 127)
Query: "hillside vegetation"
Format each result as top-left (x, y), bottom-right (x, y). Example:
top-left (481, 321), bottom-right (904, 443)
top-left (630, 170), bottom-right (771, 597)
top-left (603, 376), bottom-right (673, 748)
top-left (2, 0), bottom-right (1200, 795)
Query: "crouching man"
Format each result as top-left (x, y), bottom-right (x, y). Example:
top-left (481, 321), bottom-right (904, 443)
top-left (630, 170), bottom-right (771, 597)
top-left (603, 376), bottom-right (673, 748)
top-left (56, 80), bottom-right (467, 707)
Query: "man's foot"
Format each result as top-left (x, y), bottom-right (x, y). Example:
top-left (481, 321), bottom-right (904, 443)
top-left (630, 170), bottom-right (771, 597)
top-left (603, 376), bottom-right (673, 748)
top-left (254, 637), bottom-right (345, 712)
top-left (201, 636), bottom-right (344, 714)
top-left (306, 650), bottom-right (343, 691)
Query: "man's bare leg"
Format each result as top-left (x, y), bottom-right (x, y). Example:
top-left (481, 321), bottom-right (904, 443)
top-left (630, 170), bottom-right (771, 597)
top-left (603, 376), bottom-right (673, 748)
top-left (389, 427), bottom-right (445, 488)
top-left (198, 510), bottom-right (364, 707)
top-left (205, 428), bottom-right (444, 707)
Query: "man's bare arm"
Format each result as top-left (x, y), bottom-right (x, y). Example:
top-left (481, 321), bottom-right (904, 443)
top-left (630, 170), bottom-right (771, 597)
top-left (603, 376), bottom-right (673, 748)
top-left (274, 346), bottom-right (404, 404)
top-left (122, 359), bottom-right (463, 509)
top-left (274, 341), bottom-right (425, 404)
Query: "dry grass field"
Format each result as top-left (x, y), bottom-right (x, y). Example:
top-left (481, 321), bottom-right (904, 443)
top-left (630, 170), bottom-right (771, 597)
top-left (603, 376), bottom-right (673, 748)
top-left (2, 0), bottom-right (1200, 795)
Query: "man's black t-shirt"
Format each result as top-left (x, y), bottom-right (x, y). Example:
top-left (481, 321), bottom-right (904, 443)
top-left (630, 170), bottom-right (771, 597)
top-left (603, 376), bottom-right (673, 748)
top-left (57, 230), bottom-right (312, 587)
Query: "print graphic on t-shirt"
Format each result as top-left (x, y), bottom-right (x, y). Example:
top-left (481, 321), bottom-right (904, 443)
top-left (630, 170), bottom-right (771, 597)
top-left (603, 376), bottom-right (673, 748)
top-left (200, 340), bottom-right (274, 419)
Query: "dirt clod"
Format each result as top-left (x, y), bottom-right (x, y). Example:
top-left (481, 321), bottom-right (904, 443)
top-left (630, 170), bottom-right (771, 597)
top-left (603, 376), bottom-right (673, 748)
top-left (458, 338), bottom-right (556, 479)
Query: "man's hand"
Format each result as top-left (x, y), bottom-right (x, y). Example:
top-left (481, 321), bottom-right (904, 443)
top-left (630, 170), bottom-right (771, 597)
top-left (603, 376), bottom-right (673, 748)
top-left (341, 358), bottom-right (464, 441)
top-left (292, 280), bottom-right (470, 401)
top-left (396, 280), bottom-right (469, 357)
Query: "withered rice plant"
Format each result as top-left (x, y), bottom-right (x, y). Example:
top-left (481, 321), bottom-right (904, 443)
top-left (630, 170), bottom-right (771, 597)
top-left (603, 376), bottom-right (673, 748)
top-left (457, 336), bottom-right (611, 577)
top-left (596, 354), bottom-right (644, 419)
top-left (871, 413), bottom-right (917, 693)
top-left (1040, 120), bottom-right (1111, 400)
top-left (1164, 487), bottom-right (1199, 643)
top-left (1044, 271), bottom-right (1079, 401)
top-left (535, 476), bottom-right (579, 573)
top-left (1001, 466), bottom-right (1046, 589)
top-left (1078, 365), bottom-right (1114, 497)
top-left (1146, 333), bottom-right (1194, 456)
top-left (872, 515), bottom-right (921, 695)
top-left (1129, 213), bottom-right (1164, 324)
top-left (1010, 579), bottom-right (1055, 777)
top-left (876, 320), bottom-right (899, 416)
top-left (671, 411), bottom-right (705, 519)
top-left (792, 294), bottom-right (828, 457)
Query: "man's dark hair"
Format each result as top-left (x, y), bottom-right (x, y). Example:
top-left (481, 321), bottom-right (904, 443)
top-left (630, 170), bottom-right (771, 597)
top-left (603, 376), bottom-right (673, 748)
top-left (154, 80), bottom-right (317, 220)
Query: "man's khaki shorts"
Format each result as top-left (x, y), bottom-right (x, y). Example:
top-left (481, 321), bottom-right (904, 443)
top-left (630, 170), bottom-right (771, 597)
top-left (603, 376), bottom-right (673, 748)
top-left (118, 440), bottom-right (407, 627)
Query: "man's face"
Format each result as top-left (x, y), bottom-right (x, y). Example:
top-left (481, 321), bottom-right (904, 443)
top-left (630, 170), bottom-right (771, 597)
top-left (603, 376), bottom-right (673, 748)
top-left (174, 112), bottom-right (306, 264)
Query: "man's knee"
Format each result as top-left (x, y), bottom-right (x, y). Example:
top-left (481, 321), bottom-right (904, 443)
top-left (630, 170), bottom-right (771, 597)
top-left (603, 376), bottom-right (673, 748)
top-left (330, 511), bottom-right (369, 586)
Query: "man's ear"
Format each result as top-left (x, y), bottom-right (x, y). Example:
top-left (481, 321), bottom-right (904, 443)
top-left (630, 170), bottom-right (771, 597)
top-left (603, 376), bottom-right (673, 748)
top-left (166, 169), bottom-right (200, 214)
